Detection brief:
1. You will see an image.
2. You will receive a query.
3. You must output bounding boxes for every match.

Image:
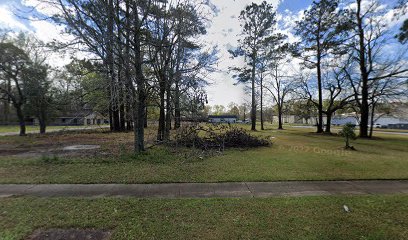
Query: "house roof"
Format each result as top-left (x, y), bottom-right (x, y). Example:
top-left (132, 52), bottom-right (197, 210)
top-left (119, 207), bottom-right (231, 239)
top-left (55, 110), bottom-right (107, 119)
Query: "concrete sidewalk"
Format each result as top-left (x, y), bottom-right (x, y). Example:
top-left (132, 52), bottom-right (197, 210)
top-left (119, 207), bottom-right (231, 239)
top-left (1, 180), bottom-right (407, 198)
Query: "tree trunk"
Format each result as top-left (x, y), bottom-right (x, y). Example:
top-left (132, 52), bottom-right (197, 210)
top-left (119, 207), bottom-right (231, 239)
top-left (369, 102), bottom-right (376, 138)
top-left (316, 54), bottom-right (323, 133)
top-left (125, 100), bottom-right (133, 131)
top-left (164, 81), bottom-right (171, 140)
top-left (4, 79), bottom-right (11, 124)
top-left (133, 1), bottom-right (145, 152)
top-left (278, 106), bottom-right (283, 130)
top-left (39, 110), bottom-right (46, 134)
top-left (39, 118), bottom-right (46, 134)
top-left (157, 79), bottom-right (166, 141)
top-left (135, 92), bottom-right (145, 152)
top-left (356, 0), bottom-right (369, 138)
top-left (118, 83), bottom-right (125, 131)
top-left (260, 76), bottom-right (264, 130)
top-left (107, 0), bottom-right (120, 132)
top-left (325, 112), bottom-right (332, 133)
top-left (118, 65), bottom-right (125, 131)
top-left (3, 100), bottom-right (9, 124)
top-left (108, 90), bottom-right (113, 131)
top-left (124, 0), bottom-right (133, 132)
top-left (16, 105), bottom-right (26, 136)
top-left (112, 107), bottom-right (120, 131)
top-left (251, 55), bottom-right (256, 131)
top-left (174, 81), bottom-right (181, 129)
top-left (173, 38), bottom-right (182, 129)
top-left (116, 0), bottom-right (125, 131)
top-left (144, 106), bottom-right (148, 128)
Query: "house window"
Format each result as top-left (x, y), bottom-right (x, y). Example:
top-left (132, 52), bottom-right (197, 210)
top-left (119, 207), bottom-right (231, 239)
top-left (87, 119), bottom-right (91, 125)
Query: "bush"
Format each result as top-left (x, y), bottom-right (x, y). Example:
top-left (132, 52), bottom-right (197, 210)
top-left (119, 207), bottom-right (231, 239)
top-left (173, 124), bottom-right (271, 150)
top-left (339, 123), bottom-right (357, 149)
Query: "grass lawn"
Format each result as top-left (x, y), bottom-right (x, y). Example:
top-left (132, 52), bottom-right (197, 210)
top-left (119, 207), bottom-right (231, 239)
top-left (1, 195), bottom-right (408, 240)
top-left (0, 124), bottom-right (407, 183)
top-left (0, 125), bottom-right (109, 133)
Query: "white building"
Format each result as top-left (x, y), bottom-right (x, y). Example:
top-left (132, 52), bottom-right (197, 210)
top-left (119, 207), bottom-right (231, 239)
top-left (208, 115), bottom-right (238, 123)
top-left (332, 114), bottom-right (408, 128)
top-left (332, 116), bottom-right (359, 126)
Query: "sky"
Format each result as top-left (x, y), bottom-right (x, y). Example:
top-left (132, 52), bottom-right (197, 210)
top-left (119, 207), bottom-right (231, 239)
top-left (203, 0), bottom-right (313, 106)
top-left (0, 0), bottom-right (406, 106)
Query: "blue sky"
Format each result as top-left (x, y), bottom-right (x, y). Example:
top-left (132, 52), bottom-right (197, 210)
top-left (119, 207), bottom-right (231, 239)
top-left (278, 0), bottom-right (313, 12)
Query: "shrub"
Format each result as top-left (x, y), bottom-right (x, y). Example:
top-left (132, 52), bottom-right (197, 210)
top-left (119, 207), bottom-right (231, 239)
top-left (339, 123), bottom-right (357, 149)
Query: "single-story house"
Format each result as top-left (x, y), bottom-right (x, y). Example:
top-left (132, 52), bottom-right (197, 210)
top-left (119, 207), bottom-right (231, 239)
top-left (208, 115), bottom-right (238, 123)
top-left (51, 111), bottom-right (109, 126)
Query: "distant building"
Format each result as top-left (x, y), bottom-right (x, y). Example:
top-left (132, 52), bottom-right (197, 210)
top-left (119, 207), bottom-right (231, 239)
top-left (332, 116), bottom-right (359, 126)
top-left (208, 115), bottom-right (238, 123)
top-left (272, 115), bottom-right (326, 125)
top-left (388, 123), bottom-right (408, 130)
top-left (332, 113), bottom-right (408, 129)
top-left (51, 111), bottom-right (109, 126)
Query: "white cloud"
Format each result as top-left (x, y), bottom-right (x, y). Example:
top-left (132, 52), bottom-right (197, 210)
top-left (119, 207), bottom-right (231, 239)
top-left (20, 1), bottom-right (80, 67)
top-left (0, 4), bottom-right (29, 30)
top-left (26, 16), bottom-right (76, 67)
top-left (381, 2), bottom-right (408, 30)
top-left (204, 0), bottom-right (280, 106)
top-left (29, 19), bottom-right (62, 42)
top-left (22, 0), bottom-right (61, 16)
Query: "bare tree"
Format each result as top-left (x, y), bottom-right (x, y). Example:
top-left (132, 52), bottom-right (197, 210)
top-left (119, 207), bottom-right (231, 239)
top-left (0, 42), bottom-right (30, 136)
top-left (294, 0), bottom-right (350, 133)
top-left (348, 0), bottom-right (408, 137)
top-left (230, 1), bottom-right (279, 131)
top-left (264, 58), bottom-right (294, 130)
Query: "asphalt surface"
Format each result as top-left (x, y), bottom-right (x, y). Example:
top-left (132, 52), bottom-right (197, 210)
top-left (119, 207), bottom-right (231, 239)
top-left (1, 180), bottom-right (407, 198)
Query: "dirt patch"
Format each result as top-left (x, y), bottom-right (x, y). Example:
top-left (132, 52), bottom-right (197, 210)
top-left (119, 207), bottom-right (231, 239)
top-left (63, 145), bottom-right (101, 151)
top-left (27, 228), bottom-right (111, 240)
top-left (0, 129), bottom-right (157, 158)
top-left (0, 149), bottom-right (28, 155)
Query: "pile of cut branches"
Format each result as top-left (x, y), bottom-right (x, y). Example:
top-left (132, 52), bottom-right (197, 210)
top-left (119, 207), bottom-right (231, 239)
top-left (173, 124), bottom-right (271, 151)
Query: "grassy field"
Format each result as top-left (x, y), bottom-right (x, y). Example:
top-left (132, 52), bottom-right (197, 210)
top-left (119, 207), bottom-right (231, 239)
top-left (1, 195), bottom-right (407, 240)
top-left (0, 124), bottom-right (407, 183)
top-left (0, 125), bottom-right (109, 133)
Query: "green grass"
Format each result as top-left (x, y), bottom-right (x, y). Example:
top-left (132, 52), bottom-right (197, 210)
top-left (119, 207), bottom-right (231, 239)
top-left (0, 125), bottom-right (407, 183)
top-left (0, 125), bottom-right (109, 133)
top-left (1, 195), bottom-right (408, 240)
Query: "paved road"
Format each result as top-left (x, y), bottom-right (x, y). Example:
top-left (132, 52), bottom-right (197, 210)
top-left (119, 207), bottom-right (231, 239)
top-left (373, 131), bottom-right (408, 136)
top-left (0, 126), bottom-right (109, 136)
top-left (1, 180), bottom-right (407, 198)
top-left (291, 126), bottom-right (408, 135)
